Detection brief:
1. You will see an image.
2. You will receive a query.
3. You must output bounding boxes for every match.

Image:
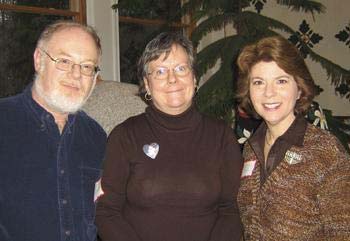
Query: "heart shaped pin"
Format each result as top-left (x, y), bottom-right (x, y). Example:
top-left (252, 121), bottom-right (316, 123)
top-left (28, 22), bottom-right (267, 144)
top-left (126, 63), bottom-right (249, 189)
top-left (143, 143), bottom-right (159, 159)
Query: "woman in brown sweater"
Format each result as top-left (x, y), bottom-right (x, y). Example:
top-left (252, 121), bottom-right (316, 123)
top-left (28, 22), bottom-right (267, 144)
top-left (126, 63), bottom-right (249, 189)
top-left (236, 35), bottom-right (350, 241)
top-left (95, 32), bottom-right (243, 241)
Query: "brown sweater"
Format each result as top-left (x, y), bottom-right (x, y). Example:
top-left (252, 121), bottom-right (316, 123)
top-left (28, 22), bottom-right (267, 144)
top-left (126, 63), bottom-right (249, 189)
top-left (96, 104), bottom-right (243, 241)
top-left (238, 116), bottom-right (350, 241)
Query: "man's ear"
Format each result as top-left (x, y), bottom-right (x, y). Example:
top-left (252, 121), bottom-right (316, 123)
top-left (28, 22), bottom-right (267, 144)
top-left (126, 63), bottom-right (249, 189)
top-left (33, 48), bottom-right (42, 73)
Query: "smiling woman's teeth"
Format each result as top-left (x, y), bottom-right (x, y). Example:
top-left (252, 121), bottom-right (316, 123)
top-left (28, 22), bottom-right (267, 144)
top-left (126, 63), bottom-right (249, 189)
top-left (263, 103), bottom-right (280, 109)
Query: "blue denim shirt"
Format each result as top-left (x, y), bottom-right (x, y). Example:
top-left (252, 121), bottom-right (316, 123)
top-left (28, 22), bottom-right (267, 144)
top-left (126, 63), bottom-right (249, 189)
top-left (0, 85), bottom-right (106, 241)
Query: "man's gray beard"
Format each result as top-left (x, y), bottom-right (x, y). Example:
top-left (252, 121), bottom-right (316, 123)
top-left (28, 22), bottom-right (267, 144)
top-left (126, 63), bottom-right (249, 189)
top-left (33, 76), bottom-right (87, 114)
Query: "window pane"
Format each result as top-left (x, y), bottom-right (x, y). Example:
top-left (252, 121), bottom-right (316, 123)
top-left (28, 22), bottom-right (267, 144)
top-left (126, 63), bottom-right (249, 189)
top-left (118, 0), bottom-right (183, 85)
top-left (0, 11), bottom-right (72, 97)
top-left (118, 0), bottom-right (182, 21)
top-left (119, 22), bottom-right (182, 85)
top-left (0, 0), bottom-right (70, 10)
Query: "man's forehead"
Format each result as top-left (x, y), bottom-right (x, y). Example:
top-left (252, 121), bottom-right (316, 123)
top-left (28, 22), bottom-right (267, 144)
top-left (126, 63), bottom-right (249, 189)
top-left (45, 28), bottom-right (98, 59)
top-left (48, 27), bottom-right (92, 43)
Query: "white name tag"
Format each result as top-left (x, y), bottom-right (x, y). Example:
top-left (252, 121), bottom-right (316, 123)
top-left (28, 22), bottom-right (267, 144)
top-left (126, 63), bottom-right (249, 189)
top-left (241, 160), bottom-right (256, 178)
top-left (94, 178), bottom-right (104, 202)
top-left (285, 150), bottom-right (303, 165)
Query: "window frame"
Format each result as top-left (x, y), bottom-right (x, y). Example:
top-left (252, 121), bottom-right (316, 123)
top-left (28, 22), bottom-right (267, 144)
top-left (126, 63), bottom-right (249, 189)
top-left (117, 0), bottom-right (194, 36)
top-left (115, 2), bottom-right (194, 83)
top-left (0, 0), bottom-right (86, 23)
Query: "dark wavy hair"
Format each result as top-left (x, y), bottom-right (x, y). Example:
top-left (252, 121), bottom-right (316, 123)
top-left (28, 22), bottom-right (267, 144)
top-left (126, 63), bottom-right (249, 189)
top-left (236, 35), bottom-right (316, 118)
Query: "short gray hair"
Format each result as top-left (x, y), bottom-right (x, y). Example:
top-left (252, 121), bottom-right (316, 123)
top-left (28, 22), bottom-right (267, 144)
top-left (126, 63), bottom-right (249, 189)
top-left (36, 20), bottom-right (102, 57)
top-left (137, 32), bottom-right (195, 95)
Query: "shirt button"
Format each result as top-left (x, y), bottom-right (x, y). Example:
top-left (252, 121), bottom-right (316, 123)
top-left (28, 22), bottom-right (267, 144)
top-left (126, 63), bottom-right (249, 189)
top-left (62, 199), bottom-right (67, 205)
top-left (60, 169), bottom-right (65, 174)
top-left (65, 230), bottom-right (71, 236)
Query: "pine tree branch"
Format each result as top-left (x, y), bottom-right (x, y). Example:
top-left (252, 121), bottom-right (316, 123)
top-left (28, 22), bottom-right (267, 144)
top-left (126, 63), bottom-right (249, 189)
top-left (196, 35), bottom-right (245, 77)
top-left (191, 13), bottom-right (236, 47)
top-left (308, 49), bottom-right (350, 87)
top-left (276, 0), bottom-right (326, 15)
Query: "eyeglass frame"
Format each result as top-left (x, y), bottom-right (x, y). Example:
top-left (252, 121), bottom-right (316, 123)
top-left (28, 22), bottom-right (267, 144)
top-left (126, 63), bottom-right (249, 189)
top-left (147, 64), bottom-right (192, 80)
top-left (39, 48), bottom-right (100, 77)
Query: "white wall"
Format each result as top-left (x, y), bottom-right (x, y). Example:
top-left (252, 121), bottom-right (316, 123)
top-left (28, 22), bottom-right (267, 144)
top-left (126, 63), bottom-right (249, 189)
top-left (86, 0), bottom-right (119, 82)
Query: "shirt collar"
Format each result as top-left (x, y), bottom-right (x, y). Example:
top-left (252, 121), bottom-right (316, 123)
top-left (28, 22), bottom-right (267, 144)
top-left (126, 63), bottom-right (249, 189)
top-left (249, 114), bottom-right (307, 148)
top-left (279, 115), bottom-right (307, 147)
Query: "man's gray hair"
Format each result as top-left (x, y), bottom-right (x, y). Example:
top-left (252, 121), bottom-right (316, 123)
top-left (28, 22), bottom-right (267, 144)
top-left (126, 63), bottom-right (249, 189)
top-left (36, 20), bottom-right (102, 57)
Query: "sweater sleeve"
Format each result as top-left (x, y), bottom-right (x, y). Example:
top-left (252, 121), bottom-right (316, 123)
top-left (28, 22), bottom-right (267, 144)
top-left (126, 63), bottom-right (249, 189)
top-left (318, 136), bottom-right (350, 240)
top-left (95, 125), bottom-right (142, 241)
top-left (209, 126), bottom-right (243, 241)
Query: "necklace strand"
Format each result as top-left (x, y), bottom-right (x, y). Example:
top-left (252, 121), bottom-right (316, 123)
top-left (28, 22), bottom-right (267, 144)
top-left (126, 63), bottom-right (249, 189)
top-left (265, 130), bottom-right (274, 146)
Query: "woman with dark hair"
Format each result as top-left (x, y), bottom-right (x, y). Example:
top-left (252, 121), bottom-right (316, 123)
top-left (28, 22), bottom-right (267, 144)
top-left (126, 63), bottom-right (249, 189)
top-left (236, 35), bottom-right (350, 240)
top-left (95, 32), bottom-right (243, 241)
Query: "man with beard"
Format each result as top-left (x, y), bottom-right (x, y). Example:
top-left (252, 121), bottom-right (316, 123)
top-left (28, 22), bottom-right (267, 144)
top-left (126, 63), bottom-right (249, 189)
top-left (0, 21), bottom-right (106, 241)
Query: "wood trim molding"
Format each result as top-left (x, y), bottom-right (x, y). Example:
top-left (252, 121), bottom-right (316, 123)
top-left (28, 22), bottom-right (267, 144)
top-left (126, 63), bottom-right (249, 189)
top-left (119, 16), bottom-right (189, 29)
top-left (78, 0), bottom-right (86, 24)
top-left (0, 3), bottom-right (79, 19)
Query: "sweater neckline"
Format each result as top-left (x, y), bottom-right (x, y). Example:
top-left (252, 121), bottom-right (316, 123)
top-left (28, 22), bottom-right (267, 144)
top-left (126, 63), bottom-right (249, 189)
top-left (145, 103), bottom-right (201, 131)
